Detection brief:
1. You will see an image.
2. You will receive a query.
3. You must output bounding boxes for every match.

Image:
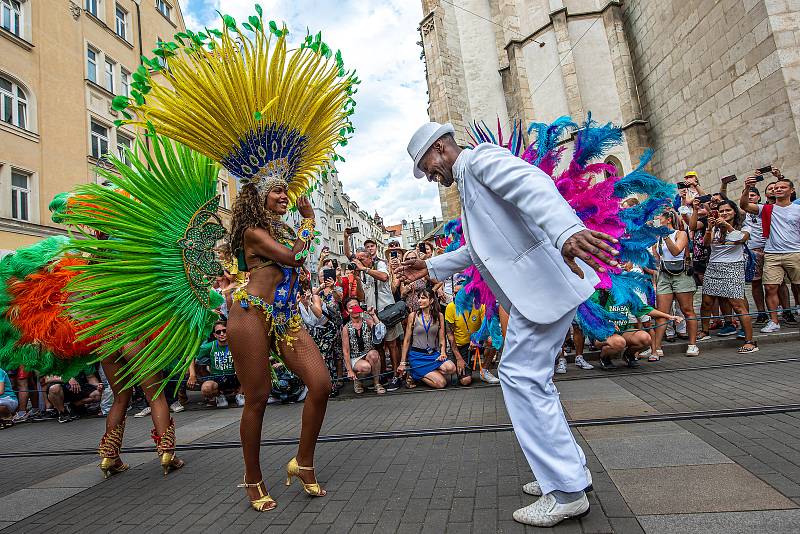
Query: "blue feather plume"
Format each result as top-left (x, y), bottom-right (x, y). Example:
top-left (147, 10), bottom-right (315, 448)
top-left (572, 113), bottom-right (623, 168)
top-left (575, 299), bottom-right (624, 342)
top-left (527, 116), bottom-right (577, 167)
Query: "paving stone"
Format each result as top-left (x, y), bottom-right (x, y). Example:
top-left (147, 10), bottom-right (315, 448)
top-left (0, 488), bottom-right (85, 521)
top-left (638, 509), bottom-right (800, 534)
top-left (587, 432), bottom-right (732, 470)
top-left (607, 517), bottom-right (645, 534)
top-left (579, 421), bottom-right (682, 441)
top-left (562, 399), bottom-right (658, 420)
top-left (609, 464), bottom-right (796, 515)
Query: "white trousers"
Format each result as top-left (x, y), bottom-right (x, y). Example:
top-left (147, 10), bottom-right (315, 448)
top-left (499, 306), bottom-right (589, 495)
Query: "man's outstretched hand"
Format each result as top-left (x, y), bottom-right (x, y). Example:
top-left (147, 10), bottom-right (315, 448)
top-left (397, 259), bottom-right (429, 282)
top-left (562, 230), bottom-right (619, 279)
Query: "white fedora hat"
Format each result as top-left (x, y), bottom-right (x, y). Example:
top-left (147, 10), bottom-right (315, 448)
top-left (407, 121), bottom-right (455, 178)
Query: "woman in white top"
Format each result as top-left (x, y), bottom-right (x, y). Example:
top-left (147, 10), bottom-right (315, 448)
top-left (701, 200), bottom-right (757, 353)
top-left (653, 209), bottom-right (700, 357)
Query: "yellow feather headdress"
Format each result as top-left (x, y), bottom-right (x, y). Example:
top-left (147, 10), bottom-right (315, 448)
top-left (111, 5), bottom-right (358, 206)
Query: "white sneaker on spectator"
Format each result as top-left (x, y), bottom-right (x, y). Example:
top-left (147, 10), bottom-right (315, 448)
top-left (574, 355), bottom-right (594, 370)
top-left (513, 492), bottom-right (589, 527)
top-left (760, 320), bottom-right (780, 334)
top-left (639, 348), bottom-right (652, 358)
top-left (555, 357), bottom-right (568, 374)
top-left (11, 410), bottom-right (29, 423)
top-left (685, 344), bottom-right (700, 357)
top-left (134, 406), bottom-right (151, 418)
top-left (297, 386), bottom-right (308, 402)
top-left (169, 401), bottom-right (185, 413)
top-left (216, 395), bottom-right (228, 408)
top-left (479, 369), bottom-right (501, 384)
top-left (235, 393), bottom-right (245, 407)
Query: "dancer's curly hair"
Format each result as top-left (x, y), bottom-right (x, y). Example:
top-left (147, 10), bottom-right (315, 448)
top-left (227, 184), bottom-right (268, 255)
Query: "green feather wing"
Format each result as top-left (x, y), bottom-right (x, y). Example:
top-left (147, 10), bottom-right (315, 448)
top-left (61, 134), bottom-right (224, 389)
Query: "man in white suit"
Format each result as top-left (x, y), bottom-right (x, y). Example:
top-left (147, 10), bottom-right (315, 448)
top-left (399, 122), bottom-right (619, 527)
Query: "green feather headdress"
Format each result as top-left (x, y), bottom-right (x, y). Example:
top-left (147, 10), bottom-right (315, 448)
top-left (61, 133), bottom-right (225, 388)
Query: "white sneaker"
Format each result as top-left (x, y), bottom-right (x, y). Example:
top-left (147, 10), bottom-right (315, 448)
top-left (523, 466), bottom-right (592, 497)
top-left (479, 369), bottom-right (501, 384)
top-left (555, 357), bottom-right (567, 374)
top-left (639, 348), bottom-right (652, 358)
top-left (685, 344), bottom-right (700, 357)
top-left (235, 393), bottom-right (245, 407)
top-left (215, 395), bottom-right (228, 408)
top-left (513, 492), bottom-right (589, 527)
top-left (760, 320), bottom-right (781, 334)
top-left (133, 406), bottom-right (151, 418)
top-left (169, 401), bottom-right (185, 413)
top-left (574, 355), bottom-right (594, 370)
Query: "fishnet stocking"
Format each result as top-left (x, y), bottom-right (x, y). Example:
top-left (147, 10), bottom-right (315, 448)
top-left (278, 328), bottom-right (332, 470)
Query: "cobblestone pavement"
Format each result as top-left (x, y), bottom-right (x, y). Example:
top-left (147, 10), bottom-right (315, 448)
top-left (1, 337), bottom-right (799, 533)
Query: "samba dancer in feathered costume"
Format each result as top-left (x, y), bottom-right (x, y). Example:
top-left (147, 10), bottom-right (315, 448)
top-left (111, 7), bottom-right (356, 511)
top-left (54, 135), bottom-right (224, 479)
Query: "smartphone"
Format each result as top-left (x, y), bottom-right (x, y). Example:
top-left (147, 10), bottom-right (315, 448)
top-left (322, 268), bottom-right (336, 281)
top-left (347, 227), bottom-right (360, 235)
top-left (389, 250), bottom-right (399, 259)
top-left (757, 165), bottom-right (772, 174)
top-left (676, 182), bottom-right (691, 189)
top-left (418, 243), bottom-right (426, 253)
top-left (697, 194), bottom-right (713, 203)
top-left (721, 175), bottom-right (737, 184)
top-left (331, 259), bottom-right (339, 270)
top-left (754, 175), bottom-right (765, 182)
top-left (347, 263), bottom-right (357, 271)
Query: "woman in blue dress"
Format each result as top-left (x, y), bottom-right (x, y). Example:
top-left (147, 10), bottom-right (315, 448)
top-left (399, 287), bottom-right (455, 388)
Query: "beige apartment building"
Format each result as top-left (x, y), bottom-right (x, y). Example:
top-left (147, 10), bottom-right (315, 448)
top-left (0, 0), bottom-right (235, 252)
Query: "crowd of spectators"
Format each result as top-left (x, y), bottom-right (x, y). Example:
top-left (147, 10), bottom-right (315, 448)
top-left (1, 165), bottom-right (798, 426)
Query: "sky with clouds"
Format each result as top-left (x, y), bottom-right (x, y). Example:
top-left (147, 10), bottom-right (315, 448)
top-left (177, 0), bottom-right (441, 225)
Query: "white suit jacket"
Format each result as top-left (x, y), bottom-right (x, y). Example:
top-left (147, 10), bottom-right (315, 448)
top-left (426, 143), bottom-right (599, 324)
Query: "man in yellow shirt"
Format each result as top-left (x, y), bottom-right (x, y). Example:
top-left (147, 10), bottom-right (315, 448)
top-left (445, 280), bottom-right (501, 385)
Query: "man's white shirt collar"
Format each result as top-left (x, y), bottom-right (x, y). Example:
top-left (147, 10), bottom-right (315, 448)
top-left (453, 149), bottom-right (470, 184)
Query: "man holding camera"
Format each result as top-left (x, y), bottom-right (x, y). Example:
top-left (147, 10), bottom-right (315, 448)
top-left (740, 167), bottom-right (800, 332)
top-left (351, 245), bottom-right (405, 392)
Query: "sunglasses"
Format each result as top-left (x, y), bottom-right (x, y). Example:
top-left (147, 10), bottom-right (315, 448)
top-left (214, 329), bottom-right (226, 335)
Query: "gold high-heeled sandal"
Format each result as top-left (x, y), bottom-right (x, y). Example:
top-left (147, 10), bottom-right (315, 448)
top-left (237, 478), bottom-right (277, 512)
top-left (98, 420), bottom-right (129, 479)
top-left (152, 418), bottom-right (184, 476)
top-left (285, 457), bottom-right (326, 497)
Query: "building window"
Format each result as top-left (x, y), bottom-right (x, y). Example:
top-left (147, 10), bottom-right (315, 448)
top-left (338, 240), bottom-right (344, 256)
top-left (11, 169), bottom-right (30, 221)
top-left (1, 0), bottom-right (21, 37)
top-left (90, 119), bottom-right (109, 158)
top-left (156, 0), bottom-right (170, 20)
top-left (335, 219), bottom-right (342, 232)
top-left (116, 131), bottom-right (132, 164)
top-left (120, 69), bottom-right (130, 97)
top-left (220, 181), bottom-right (230, 209)
top-left (104, 58), bottom-right (115, 93)
top-left (85, 0), bottom-right (99, 18)
top-left (0, 75), bottom-right (27, 129)
top-left (87, 47), bottom-right (98, 83)
top-left (115, 5), bottom-right (127, 39)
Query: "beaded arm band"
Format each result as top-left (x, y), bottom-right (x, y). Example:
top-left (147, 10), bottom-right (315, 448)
top-left (295, 218), bottom-right (321, 261)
